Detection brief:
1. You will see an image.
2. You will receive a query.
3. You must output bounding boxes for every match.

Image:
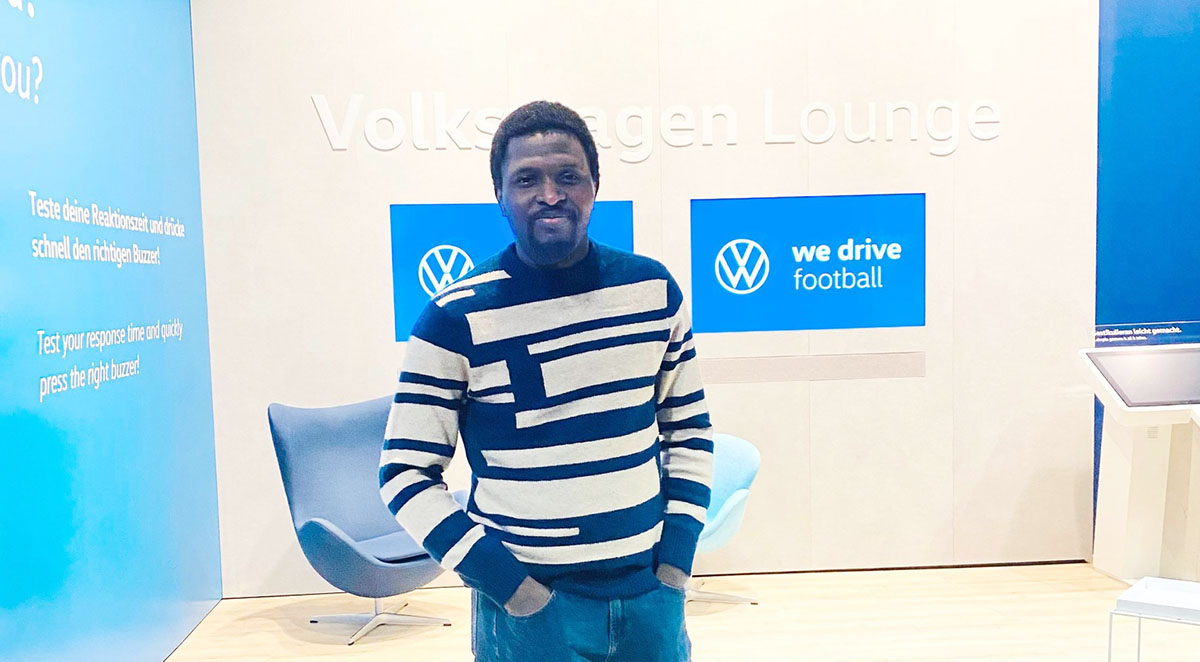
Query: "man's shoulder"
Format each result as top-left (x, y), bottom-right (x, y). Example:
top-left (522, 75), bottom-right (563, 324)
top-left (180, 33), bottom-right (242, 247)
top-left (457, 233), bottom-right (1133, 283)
top-left (459, 249), bottom-right (507, 283)
top-left (594, 242), bottom-right (674, 283)
top-left (419, 250), bottom-right (512, 316)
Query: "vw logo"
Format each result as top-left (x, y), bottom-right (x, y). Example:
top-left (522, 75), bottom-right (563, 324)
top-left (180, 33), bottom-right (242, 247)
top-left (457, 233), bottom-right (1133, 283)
top-left (714, 239), bottom-right (769, 294)
top-left (418, 244), bottom-right (474, 297)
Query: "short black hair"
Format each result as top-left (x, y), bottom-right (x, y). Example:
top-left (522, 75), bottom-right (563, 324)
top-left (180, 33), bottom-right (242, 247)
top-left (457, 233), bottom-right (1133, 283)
top-left (490, 101), bottom-right (600, 194)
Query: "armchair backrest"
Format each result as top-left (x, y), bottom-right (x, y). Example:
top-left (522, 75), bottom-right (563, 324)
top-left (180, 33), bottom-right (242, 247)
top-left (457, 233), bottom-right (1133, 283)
top-left (708, 433), bottom-right (761, 521)
top-left (267, 396), bottom-right (400, 542)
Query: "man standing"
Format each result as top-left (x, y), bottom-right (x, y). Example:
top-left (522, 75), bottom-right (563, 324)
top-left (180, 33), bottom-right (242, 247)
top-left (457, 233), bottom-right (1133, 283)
top-left (380, 101), bottom-right (713, 661)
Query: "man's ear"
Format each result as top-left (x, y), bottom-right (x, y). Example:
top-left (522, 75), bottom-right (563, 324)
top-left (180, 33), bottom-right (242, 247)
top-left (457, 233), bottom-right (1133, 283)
top-left (495, 188), bottom-right (506, 216)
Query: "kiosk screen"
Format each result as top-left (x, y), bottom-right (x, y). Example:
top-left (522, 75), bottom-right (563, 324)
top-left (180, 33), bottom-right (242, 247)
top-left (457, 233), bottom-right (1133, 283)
top-left (1088, 347), bottom-right (1200, 407)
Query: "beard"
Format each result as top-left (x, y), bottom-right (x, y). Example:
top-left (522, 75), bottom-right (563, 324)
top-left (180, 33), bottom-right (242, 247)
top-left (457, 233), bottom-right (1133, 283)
top-left (521, 231), bottom-right (585, 266)
top-left (513, 208), bottom-right (589, 267)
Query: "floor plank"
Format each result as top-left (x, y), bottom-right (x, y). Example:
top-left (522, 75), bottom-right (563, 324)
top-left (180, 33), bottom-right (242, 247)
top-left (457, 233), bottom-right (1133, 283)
top-left (167, 564), bottom-right (1200, 661)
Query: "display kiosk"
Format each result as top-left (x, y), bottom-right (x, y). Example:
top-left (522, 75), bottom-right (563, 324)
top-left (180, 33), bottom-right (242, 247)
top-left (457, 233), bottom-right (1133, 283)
top-left (1084, 344), bottom-right (1200, 583)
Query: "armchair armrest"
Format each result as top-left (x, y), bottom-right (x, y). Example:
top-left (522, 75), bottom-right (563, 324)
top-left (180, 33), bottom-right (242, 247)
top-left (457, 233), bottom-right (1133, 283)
top-left (696, 488), bottom-right (750, 553)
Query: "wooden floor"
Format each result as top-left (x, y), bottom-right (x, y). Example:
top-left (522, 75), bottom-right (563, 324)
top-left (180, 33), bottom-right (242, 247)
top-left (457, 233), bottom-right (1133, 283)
top-left (167, 564), bottom-right (1200, 661)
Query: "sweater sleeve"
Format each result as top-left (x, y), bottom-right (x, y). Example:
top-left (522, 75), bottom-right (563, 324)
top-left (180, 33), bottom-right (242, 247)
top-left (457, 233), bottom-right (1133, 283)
top-left (379, 302), bottom-right (531, 607)
top-left (653, 277), bottom-right (714, 575)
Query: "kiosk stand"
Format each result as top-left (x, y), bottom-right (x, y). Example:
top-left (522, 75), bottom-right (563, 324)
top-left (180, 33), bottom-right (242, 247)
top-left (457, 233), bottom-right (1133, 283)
top-left (1084, 344), bottom-right (1200, 584)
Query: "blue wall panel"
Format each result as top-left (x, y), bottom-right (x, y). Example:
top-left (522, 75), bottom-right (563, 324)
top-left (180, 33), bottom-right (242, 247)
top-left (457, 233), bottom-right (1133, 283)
top-left (1097, 0), bottom-right (1200, 345)
top-left (689, 194), bottom-right (925, 333)
top-left (390, 201), bottom-right (634, 340)
top-left (1095, 0), bottom-right (1200, 505)
top-left (0, 2), bottom-right (221, 660)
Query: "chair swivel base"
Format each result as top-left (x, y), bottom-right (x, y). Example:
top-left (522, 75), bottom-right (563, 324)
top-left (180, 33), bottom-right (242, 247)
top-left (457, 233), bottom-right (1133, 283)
top-left (310, 598), bottom-right (452, 645)
top-left (685, 578), bottom-right (759, 606)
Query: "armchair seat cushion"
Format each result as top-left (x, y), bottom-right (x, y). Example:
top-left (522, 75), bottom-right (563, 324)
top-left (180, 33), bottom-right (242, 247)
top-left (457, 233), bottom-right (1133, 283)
top-left (357, 530), bottom-right (430, 564)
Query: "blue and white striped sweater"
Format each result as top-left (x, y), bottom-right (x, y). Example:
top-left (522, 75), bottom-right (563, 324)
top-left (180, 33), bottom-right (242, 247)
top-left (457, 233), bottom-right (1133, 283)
top-left (380, 241), bottom-right (713, 606)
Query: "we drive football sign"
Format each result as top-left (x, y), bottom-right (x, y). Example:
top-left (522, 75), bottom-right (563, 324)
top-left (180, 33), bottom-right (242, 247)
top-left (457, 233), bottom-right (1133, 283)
top-left (690, 194), bottom-right (925, 333)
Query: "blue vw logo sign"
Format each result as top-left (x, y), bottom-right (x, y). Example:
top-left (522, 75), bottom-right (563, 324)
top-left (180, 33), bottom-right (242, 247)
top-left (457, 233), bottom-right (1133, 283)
top-left (714, 239), bottom-right (769, 294)
top-left (418, 244), bottom-right (474, 297)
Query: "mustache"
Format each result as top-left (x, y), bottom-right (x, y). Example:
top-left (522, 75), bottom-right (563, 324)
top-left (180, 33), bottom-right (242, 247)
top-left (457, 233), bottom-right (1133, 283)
top-left (533, 205), bottom-right (577, 221)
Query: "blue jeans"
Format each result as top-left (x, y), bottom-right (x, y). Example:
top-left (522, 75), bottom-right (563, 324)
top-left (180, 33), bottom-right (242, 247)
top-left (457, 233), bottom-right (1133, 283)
top-left (472, 584), bottom-right (691, 662)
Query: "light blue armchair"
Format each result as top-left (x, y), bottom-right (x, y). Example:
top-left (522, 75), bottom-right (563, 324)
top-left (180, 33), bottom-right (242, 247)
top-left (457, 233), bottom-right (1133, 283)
top-left (689, 432), bottom-right (761, 606)
top-left (268, 396), bottom-right (451, 644)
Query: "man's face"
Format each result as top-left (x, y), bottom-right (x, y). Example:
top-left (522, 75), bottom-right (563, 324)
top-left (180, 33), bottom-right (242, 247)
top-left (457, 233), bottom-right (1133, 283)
top-left (496, 131), bottom-right (596, 268)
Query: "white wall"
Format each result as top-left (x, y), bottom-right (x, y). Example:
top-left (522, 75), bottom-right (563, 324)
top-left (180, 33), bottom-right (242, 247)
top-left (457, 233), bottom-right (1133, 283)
top-left (192, 0), bottom-right (1098, 597)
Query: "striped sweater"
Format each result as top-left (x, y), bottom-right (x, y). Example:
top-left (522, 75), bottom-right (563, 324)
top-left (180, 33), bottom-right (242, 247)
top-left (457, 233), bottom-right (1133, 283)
top-left (379, 241), bottom-right (713, 606)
